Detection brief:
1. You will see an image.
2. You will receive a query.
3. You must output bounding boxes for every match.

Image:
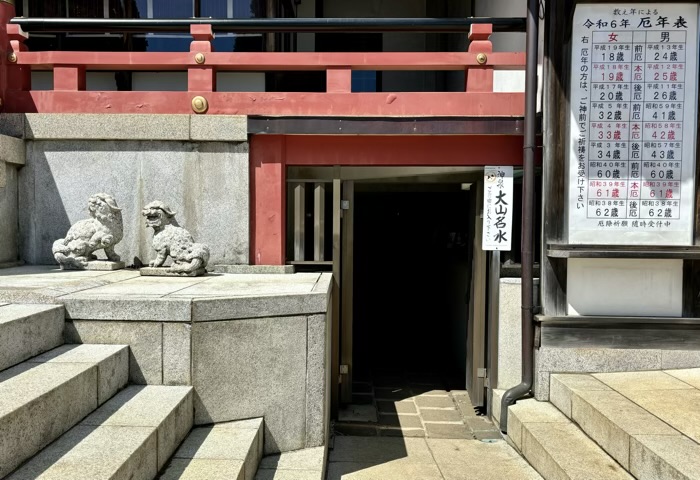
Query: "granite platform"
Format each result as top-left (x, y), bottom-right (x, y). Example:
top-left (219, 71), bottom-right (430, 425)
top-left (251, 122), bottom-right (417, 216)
top-left (0, 266), bottom-right (331, 322)
top-left (0, 265), bottom-right (333, 454)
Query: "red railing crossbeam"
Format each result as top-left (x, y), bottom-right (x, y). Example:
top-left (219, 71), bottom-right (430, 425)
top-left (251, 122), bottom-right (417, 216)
top-left (1, 22), bottom-right (527, 116)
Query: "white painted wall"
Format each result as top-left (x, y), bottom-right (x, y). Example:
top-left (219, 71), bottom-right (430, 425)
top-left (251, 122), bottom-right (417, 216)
top-left (567, 259), bottom-right (683, 317)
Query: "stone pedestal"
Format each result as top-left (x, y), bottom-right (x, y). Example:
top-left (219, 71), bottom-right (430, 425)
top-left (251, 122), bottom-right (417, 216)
top-left (86, 261), bottom-right (125, 271)
top-left (139, 267), bottom-right (207, 277)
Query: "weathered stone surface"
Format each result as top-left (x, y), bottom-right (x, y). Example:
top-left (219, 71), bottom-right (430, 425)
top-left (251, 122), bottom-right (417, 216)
top-left (192, 317), bottom-right (307, 453)
top-left (213, 265), bottom-right (294, 274)
top-left (29, 343), bottom-right (129, 405)
top-left (377, 400), bottom-right (418, 415)
top-left (259, 447), bottom-right (325, 471)
top-left (593, 371), bottom-right (695, 391)
top-left (549, 373), bottom-right (611, 418)
top-left (0, 163), bottom-right (19, 263)
top-left (571, 389), bottom-right (678, 469)
top-left (664, 367), bottom-right (700, 389)
top-left (426, 438), bottom-right (542, 480)
top-left (506, 399), bottom-right (569, 451)
top-left (491, 389), bottom-right (504, 427)
top-left (85, 260), bottom-right (125, 270)
top-left (256, 469), bottom-right (323, 480)
top-left (306, 314), bottom-right (329, 448)
top-left (621, 389), bottom-right (700, 443)
top-left (419, 408), bottom-right (464, 423)
top-left (6, 425), bottom-right (158, 480)
top-left (328, 437), bottom-right (434, 464)
top-left (164, 323), bottom-right (192, 385)
top-left (379, 414), bottom-right (423, 429)
top-left (173, 419), bottom-right (263, 480)
top-left (0, 113), bottom-right (25, 138)
top-left (62, 295), bottom-right (193, 321)
top-left (142, 200), bottom-right (210, 275)
top-left (0, 304), bottom-right (64, 371)
top-left (534, 346), bottom-right (663, 399)
top-left (424, 423), bottom-right (471, 439)
top-left (0, 362), bottom-right (98, 478)
top-left (326, 461), bottom-right (443, 480)
top-left (630, 434), bottom-right (700, 480)
top-left (189, 115), bottom-right (247, 142)
top-left (160, 459), bottom-right (244, 480)
top-left (81, 385), bottom-right (193, 470)
top-left (191, 293), bottom-right (329, 322)
top-left (65, 320), bottom-right (163, 384)
top-left (0, 134), bottom-right (25, 165)
top-left (521, 422), bottom-right (633, 480)
top-left (497, 279), bottom-right (523, 390)
top-left (661, 351), bottom-right (700, 370)
top-left (140, 267), bottom-right (207, 277)
top-left (20, 140), bottom-right (249, 266)
top-left (52, 193), bottom-right (125, 270)
top-left (24, 113), bottom-right (190, 140)
top-left (414, 395), bottom-right (455, 408)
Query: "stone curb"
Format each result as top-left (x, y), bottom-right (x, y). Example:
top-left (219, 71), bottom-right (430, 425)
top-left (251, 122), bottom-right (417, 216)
top-left (0, 114), bottom-right (248, 142)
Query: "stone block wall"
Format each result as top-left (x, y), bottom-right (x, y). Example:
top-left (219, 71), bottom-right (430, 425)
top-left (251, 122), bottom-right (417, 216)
top-left (0, 128), bottom-right (25, 265)
top-left (4, 114), bottom-right (250, 266)
top-left (65, 310), bottom-right (331, 455)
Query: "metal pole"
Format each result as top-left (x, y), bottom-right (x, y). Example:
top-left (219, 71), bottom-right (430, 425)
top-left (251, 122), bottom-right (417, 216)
top-left (500, 0), bottom-right (538, 433)
top-left (10, 17), bottom-right (527, 34)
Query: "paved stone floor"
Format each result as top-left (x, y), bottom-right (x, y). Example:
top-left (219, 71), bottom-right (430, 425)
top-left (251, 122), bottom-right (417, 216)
top-left (336, 371), bottom-right (502, 440)
top-left (331, 372), bottom-right (541, 478)
top-left (327, 436), bottom-right (543, 480)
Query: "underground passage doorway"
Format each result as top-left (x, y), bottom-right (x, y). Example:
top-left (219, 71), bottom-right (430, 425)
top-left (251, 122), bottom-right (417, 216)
top-left (336, 182), bottom-right (496, 438)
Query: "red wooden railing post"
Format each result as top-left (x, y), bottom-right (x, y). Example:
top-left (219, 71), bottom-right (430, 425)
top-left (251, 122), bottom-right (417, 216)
top-left (326, 67), bottom-right (352, 93)
top-left (1, 1), bottom-right (18, 108)
top-left (189, 24), bottom-right (215, 93)
top-left (466, 23), bottom-right (493, 93)
top-left (6, 23), bottom-right (29, 92)
top-left (54, 66), bottom-right (86, 91)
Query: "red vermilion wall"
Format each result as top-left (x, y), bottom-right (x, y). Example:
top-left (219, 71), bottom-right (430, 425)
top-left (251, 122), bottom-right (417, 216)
top-left (250, 134), bottom-right (526, 265)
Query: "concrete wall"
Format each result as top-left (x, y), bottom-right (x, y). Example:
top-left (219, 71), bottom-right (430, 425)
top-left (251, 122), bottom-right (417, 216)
top-left (13, 114), bottom-right (249, 267)
top-left (0, 127), bottom-right (25, 265)
top-left (0, 161), bottom-right (19, 264)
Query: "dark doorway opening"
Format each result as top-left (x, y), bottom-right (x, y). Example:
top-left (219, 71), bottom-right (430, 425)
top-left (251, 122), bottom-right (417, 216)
top-left (352, 185), bottom-right (472, 390)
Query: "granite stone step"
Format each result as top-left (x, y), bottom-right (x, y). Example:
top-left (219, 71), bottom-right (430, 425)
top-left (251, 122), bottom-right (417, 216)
top-left (158, 418), bottom-right (263, 480)
top-left (7, 385), bottom-right (193, 480)
top-left (507, 399), bottom-right (633, 480)
top-left (0, 343), bottom-right (129, 478)
top-left (550, 372), bottom-right (700, 480)
top-left (0, 303), bottom-right (64, 371)
top-left (255, 446), bottom-right (326, 480)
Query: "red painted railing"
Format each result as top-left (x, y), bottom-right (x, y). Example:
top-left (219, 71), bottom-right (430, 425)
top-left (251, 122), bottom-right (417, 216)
top-left (1, 16), bottom-right (526, 116)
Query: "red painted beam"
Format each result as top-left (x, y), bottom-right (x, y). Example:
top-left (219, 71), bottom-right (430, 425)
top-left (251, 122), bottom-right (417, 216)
top-left (0, 3), bottom-right (14, 105)
top-left (13, 51), bottom-right (525, 71)
top-left (5, 91), bottom-right (525, 117)
top-left (282, 135), bottom-right (526, 166)
top-left (250, 135), bottom-right (286, 266)
top-left (249, 134), bottom-right (530, 264)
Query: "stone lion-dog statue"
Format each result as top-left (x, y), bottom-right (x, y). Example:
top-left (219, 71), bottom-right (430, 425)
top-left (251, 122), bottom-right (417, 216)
top-left (52, 193), bottom-right (124, 269)
top-left (142, 200), bottom-right (210, 275)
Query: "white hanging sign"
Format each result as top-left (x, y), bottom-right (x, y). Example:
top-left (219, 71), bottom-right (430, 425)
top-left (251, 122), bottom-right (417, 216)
top-left (568, 3), bottom-right (700, 245)
top-left (483, 166), bottom-right (513, 251)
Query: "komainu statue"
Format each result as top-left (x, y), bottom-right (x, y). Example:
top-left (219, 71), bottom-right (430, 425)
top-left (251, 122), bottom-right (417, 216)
top-left (141, 201), bottom-right (210, 276)
top-left (52, 193), bottom-right (124, 270)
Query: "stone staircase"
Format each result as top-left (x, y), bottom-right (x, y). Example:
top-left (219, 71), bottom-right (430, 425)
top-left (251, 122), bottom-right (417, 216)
top-left (500, 370), bottom-right (700, 480)
top-left (0, 303), bottom-right (265, 480)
